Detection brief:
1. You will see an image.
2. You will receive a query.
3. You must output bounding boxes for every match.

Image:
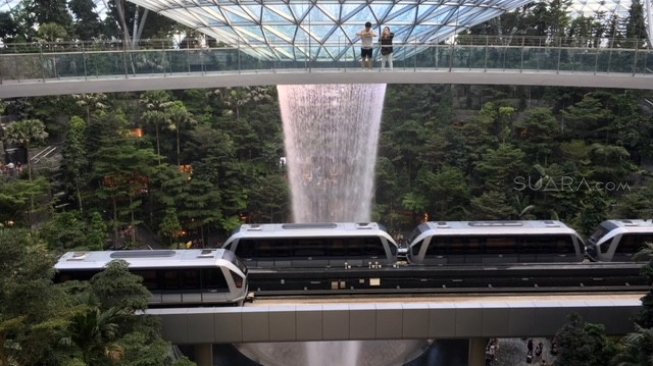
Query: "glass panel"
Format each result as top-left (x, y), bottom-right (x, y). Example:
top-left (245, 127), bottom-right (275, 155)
top-left (202, 268), bottom-right (228, 291)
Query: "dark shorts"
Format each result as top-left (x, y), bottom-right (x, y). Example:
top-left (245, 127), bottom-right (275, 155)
top-left (361, 48), bottom-right (373, 59)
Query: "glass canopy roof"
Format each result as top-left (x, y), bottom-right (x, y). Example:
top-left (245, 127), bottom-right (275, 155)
top-left (127, 0), bottom-right (537, 61)
top-left (0, 0), bottom-right (644, 59)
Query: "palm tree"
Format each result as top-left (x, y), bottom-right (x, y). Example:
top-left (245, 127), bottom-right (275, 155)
top-left (166, 101), bottom-right (196, 166)
top-left (73, 93), bottom-right (108, 125)
top-left (68, 306), bottom-right (126, 365)
top-left (139, 91), bottom-right (173, 165)
top-left (4, 119), bottom-right (48, 182)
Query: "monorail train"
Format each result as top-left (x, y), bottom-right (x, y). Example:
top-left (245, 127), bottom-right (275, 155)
top-left (407, 220), bottom-right (585, 265)
top-left (222, 222), bottom-right (398, 268)
top-left (586, 219), bottom-right (653, 262)
top-left (55, 249), bottom-right (248, 306)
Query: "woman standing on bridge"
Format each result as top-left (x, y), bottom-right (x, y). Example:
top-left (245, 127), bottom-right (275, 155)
top-left (380, 26), bottom-right (394, 70)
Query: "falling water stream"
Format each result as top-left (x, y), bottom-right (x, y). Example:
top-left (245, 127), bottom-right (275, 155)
top-left (278, 84), bottom-right (386, 223)
top-left (235, 84), bottom-right (431, 366)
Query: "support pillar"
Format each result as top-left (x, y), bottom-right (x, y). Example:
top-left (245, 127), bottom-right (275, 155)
top-left (194, 344), bottom-right (213, 366)
top-left (468, 338), bottom-right (488, 366)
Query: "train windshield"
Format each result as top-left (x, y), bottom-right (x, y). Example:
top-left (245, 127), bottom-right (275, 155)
top-left (407, 224), bottom-right (431, 245)
top-left (222, 250), bottom-right (248, 274)
top-left (588, 227), bottom-right (611, 245)
top-left (589, 221), bottom-right (618, 244)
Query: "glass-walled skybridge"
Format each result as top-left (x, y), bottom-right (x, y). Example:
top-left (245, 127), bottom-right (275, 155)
top-left (1, 36), bottom-right (652, 97)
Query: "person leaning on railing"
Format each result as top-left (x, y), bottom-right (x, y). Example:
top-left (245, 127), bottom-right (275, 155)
top-left (356, 21), bottom-right (376, 69)
top-left (380, 26), bottom-right (394, 70)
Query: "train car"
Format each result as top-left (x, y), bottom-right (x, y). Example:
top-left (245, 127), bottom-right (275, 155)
top-left (586, 219), bottom-right (653, 262)
top-left (222, 222), bottom-right (398, 268)
top-left (407, 220), bottom-right (585, 265)
top-left (55, 249), bottom-right (248, 306)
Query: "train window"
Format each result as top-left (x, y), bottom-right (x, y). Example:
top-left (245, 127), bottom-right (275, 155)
top-left (485, 237), bottom-right (517, 254)
top-left (222, 250), bottom-right (248, 274)
top-left (236, 236), bottom-right (386, 259)
top-left (520, 235), bottom-right (574, 254)
top-left (330, 239), bottom-right (347, 257)
top-left (411, 240), bottom-right (423, 256)
top-left (202, 269), bottom-right (228, 291)
top-left (235, 240), bottom-right (255, 258)
top-left (181, 269), bottom-right (201, 290)
top-left (589, 224), bottom-right (613, 244)
top-left (617, 234), bottom-right (653, 254)
top-left (407, 224), bottom-right (430, 245)
top-left (55, 269), bottom-right (97, 282)
top-left (133, 269), bottom-right (159, 290)
top-left (359, 237), bottom-right (386, 257)
top-left (293, 238), bottom-right (325, 257)
top-left (162, 269), bottom-right (181, 290)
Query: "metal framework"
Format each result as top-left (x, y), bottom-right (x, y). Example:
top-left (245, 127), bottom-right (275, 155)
top-left (126, 0), bottom-right (535, 61)
top-left (0, 0), bottom-right (109, 18)
top-left (1, 0), bottom-right (651, 57)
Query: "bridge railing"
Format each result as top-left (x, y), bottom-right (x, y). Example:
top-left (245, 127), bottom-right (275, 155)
top-left (1, 40), bottom-right (651, 83)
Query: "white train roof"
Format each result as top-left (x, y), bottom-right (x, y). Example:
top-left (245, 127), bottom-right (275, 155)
top-left (55, 249), bottom-right (235, 270)
top-left (602, 219), bottom-right (653, 232)
top-left (417, 220), bottom-right (580, 236)
top-left (228, 222), bottom-right (396, 241)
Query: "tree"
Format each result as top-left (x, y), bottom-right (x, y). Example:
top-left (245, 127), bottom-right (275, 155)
top-left (40, 211), bottom-right (88, 251)
top-left (159, 209), bottom-right (182, 248)
top-left (88, 211), bottom-right (109, 250)
top-left (4, 119), bottom-right (48, 182)
top-left (60, 116), bottom-right (89, 212)
top-left (625, 0), bottom-right (648, 48)
top-left (0, 177), bottom-right (49, 226)
top-left (474, 143), bottom-right (527, 194)
top-left (611, 325), bottom-right (653, 366)
top-left (37, 22), bottom-right (68, 42)
top-left (67, 306), bottom-right (126, 365)
top-left (0, 12), bottom-right (19, 42)
top-left (68, 0), bottom-right (104, 40)
top-left (23, 0), bottom-right (72, 30)
top-left (514, 107), bottom-right (560, 164)
top-left (0, 228), bottom-right (71, 366)
top-left (89, 261), bottom-right (150, 312)
top-left (166, 101), bottom-right (196, 166)
top-left (140, 91), bottom-right (174, 164)
top-left (94, 137), bottom-right (159, 247)
top-left (562, 95), bottom-right (612, 141)
top-left (554, 314), bottom-right (616, 366)
top-left (470, 191), bottom-right (517, 219)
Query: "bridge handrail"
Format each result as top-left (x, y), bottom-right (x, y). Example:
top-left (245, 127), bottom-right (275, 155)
top-left (1, 40), bottom-right (651, 84)
top-left (0, 35), bottom-right (649, 54)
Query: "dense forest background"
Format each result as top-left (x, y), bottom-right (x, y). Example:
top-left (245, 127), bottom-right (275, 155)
top-left (2, 83), bottom-right (653, 250)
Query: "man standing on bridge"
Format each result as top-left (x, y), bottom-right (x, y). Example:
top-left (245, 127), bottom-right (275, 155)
top-left (357, 22), bottom-right (376, 69)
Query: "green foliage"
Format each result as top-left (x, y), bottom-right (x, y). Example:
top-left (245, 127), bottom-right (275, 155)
top-left (60, 116), bottom-right (89, 211)
top-left (89, 260), bottom-right (150, 312)
top-left (625, 0), bottom-right (647, 48)
top-left (554, 314), bottom-right (616, 366)
top-left (37, 22), bottom-right (68, 42)
top-left (159, 209), bottom-right (182, 247)
top-left (470, 191), bottom-right (517, 220)
top-left (88, 211), bottom-right (109, 250)
top-left (40, 211), bottom-right (88, 251)
top-left (475, 144), bottom-right (527, 193)
top-left (0, 177), bottom-right (50, 225)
